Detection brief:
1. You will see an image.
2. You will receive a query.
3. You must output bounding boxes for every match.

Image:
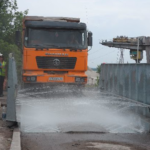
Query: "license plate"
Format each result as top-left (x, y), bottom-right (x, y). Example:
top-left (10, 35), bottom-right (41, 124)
top-left (49, 77), bottom-right (63, 81)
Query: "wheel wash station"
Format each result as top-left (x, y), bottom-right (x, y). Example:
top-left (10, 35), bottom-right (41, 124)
top-left (0, 18), bottom-right (150, 149)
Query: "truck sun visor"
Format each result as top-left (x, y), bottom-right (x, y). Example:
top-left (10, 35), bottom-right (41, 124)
top-left (25, 21), bottom-right (86, 30)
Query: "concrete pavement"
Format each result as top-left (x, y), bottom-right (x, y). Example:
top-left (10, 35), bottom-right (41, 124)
top-left (22, 132), bottom-right (150, 150)
top-left (10, 129), bottom-right (21, 150)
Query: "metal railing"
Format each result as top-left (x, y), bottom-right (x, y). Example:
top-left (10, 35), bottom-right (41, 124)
top-left (99, 63), bottom-right (150, 118)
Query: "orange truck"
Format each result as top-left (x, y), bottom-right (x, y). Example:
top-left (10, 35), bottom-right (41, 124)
top-left (15, 16), bottom-right (92, 88)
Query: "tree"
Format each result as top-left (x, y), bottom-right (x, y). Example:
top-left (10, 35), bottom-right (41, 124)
top-left (0, 0), bottom-right (28, 44)
top-left (0, 0), bottom-right (28, 81)
top-left (96, 65), bottom-right (101, 74)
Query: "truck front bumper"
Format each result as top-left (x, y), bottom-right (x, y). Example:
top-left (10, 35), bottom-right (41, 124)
top-left (23, 73), bottom-right (87, 84)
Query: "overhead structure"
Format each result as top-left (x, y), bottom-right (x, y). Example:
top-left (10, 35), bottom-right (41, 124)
top-left (100, 36), bottom-right (150, 63)
top-left (119, 48), bottom-right (124, 64)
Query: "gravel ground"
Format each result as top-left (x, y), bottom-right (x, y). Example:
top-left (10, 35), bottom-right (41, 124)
top-left (0, 111), bottom-right (13, 150)
top-left (0, 93), bottom-right (13, 150)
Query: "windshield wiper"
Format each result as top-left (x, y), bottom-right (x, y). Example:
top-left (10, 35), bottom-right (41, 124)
top-left (44, 44), bottom-right (61, 48)
top-left (40, 43), bottom-right (82, 50)
top-left (63, 45), bottom-right (82, 51)
top-left (65, 46), bottom-right (77, 50)
top-left (32, 44), bottom-right (48, 50)
top-left (32, 44), bottom-right (43, 47)
top-left (33, 44), bottom-right (44, 50)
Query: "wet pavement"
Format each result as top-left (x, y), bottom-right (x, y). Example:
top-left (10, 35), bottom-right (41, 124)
top-left (16, 88), bottom-right (150, 149)
top-left (22, 132), bottom-right (150, 150)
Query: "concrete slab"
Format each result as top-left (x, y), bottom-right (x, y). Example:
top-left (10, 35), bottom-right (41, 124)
top-left (10, 129), bottom-right (21, 150)
top-left (21, 132), bottom-right (150, 150)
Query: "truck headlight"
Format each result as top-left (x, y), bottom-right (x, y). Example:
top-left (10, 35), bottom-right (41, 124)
top-left (31, 76), bottom-right (36, 82)
top-left (26, 76), bottom-right (31, 81)
top-left (26, 76), bottom-right (37, 82)
top-left (75, 77), bottom-right (86, 83)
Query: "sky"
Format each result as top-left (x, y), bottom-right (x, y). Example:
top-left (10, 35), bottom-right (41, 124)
top-left (17, 0), bottom-right (150, 67)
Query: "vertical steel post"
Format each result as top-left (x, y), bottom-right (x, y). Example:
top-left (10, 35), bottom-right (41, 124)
top-left (137, 37), bottom-right (139, 63)
top-left (6, 53), bottom-right (17, 122)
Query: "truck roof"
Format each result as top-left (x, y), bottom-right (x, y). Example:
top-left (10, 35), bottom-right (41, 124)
top-left (24, 16), bottom-right (80, 23)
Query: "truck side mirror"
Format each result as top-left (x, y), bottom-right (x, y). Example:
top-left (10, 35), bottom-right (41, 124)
top-left (15, 31), bottom-right (21, 46)
top-left (88, 31), bottom-right (93, 46)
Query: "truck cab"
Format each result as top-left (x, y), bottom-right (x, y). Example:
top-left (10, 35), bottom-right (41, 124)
top-left (16, 16), bottom-right (92, 88)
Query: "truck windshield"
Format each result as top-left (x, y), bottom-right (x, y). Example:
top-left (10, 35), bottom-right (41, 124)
top-left (24, 28), bottom-right (87, 49)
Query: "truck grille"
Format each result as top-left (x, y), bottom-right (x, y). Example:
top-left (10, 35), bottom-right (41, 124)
top-left (36, 57), bottom-right (77, 69)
